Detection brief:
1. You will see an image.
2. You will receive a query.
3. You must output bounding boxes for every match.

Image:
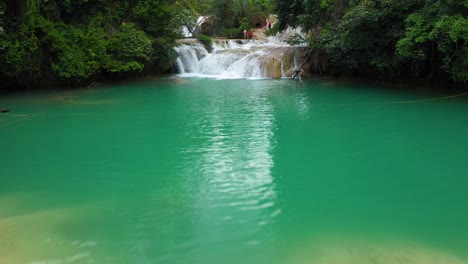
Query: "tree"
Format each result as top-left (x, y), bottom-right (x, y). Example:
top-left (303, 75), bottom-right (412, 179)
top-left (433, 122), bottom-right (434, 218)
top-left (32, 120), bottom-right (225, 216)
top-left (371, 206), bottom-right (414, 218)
top-left (321, 0), bottom-right (423, 77)
top-left (206, 0), bottom-right (274, 36)
top-left (397, 0), bottom-right (468, 82)
top-left (275, 0), bottom-right (467, 85)
top-left (0, 0), bottom-right (185, 89)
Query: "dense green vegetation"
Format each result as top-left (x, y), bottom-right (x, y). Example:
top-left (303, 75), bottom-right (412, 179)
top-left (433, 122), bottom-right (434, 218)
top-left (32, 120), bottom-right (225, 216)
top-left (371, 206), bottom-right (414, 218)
top-left (206, 0), bottom-right (275, 37)
top-left (0, 0), bottom-right (275, 89)
top-left (0, 0), bottom-right (466, 89)
top-left (0, 0), bottom-right (196, 89)
top-left (276, 0), bottom-right (467, 85)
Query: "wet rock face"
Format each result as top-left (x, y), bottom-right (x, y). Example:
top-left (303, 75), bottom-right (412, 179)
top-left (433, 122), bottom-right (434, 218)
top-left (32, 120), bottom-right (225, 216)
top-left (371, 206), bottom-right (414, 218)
top-left (263, 57), bottom-right (281, 78)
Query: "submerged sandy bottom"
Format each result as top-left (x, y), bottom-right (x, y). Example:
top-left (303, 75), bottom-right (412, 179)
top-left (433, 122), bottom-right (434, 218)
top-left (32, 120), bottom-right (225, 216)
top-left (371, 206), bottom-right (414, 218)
top-left (291, 236), bottom-right (467, 264)
top-left (0, 194), bottom-right (99, 264)
top-left (1, 193), bottom-right (467, 264)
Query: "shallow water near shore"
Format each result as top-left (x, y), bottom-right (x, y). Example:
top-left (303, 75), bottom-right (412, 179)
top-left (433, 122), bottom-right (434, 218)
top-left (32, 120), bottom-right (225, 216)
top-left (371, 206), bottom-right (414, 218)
top-left (1, 78), bottom-right (468, 264)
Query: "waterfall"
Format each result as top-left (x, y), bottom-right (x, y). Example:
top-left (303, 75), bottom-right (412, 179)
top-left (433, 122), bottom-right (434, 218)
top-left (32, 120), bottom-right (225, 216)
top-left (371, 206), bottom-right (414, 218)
top-left (174, 28), bottom-right (308, 79)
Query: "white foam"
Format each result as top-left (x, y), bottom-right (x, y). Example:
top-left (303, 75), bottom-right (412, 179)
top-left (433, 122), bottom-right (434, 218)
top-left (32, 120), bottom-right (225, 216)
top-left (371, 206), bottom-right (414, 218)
top-left (174, 27), bottom-right (306, 79)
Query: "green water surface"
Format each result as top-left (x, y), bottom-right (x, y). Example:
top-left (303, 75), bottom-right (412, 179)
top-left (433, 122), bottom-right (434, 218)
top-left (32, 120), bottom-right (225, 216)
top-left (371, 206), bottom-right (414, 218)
top-left (1, 78), bottom-right (468, 264)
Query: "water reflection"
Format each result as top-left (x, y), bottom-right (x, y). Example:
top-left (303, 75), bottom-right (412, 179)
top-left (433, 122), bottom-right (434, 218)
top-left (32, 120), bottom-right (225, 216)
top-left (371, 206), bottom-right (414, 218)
top-left (292, 87), bottom-right (311, 120)
top-left (180, 82), bottom-right (279, 256)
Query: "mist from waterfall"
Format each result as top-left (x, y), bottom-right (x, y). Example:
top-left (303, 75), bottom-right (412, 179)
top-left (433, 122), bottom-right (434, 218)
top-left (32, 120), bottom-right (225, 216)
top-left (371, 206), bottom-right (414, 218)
top-left (174, 27), bottom-right (307, 79)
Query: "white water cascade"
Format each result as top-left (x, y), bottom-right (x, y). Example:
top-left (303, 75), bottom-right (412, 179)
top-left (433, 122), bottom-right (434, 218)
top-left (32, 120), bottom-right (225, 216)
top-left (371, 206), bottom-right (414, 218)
top-left (174, 28), bottom-right (308, 79)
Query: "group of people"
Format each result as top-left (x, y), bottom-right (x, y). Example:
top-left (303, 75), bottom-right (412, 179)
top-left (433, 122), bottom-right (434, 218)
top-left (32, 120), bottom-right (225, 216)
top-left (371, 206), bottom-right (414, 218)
top-left (243, 30), bottom-right (256, 39)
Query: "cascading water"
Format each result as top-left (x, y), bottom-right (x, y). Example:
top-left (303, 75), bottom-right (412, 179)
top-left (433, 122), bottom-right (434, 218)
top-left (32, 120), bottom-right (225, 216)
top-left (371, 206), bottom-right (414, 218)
top-left (174, 28), bottom-right (308, 79)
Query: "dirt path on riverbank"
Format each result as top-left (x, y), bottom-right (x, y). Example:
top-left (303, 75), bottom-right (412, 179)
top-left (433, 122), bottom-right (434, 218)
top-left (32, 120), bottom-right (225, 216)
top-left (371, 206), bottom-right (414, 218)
top-left (252, 28), bottom-right (268, 41)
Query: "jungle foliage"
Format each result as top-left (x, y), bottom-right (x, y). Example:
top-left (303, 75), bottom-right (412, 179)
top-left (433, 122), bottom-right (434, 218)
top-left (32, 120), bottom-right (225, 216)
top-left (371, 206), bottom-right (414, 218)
top-left (203, 0), bottom-right (275, 38)
top-left (1, 0), bottom-right (466, 89)
top-left (276, 0), bottom-right (468, 85)
top-left (0, 0), bottom-right (193, 89)
top-left (0, 0), bottom-right (275, 89)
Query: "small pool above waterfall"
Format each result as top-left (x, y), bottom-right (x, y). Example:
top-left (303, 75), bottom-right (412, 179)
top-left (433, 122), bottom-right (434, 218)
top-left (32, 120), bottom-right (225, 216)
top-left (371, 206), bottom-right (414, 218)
top-left (174, 29), bottom-right (308, 79)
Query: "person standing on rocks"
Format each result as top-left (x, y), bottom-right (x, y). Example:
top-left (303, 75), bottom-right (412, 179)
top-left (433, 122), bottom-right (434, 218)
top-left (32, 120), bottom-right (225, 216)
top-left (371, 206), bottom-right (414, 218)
top-left (291, 67), bottom-right (304, 82)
